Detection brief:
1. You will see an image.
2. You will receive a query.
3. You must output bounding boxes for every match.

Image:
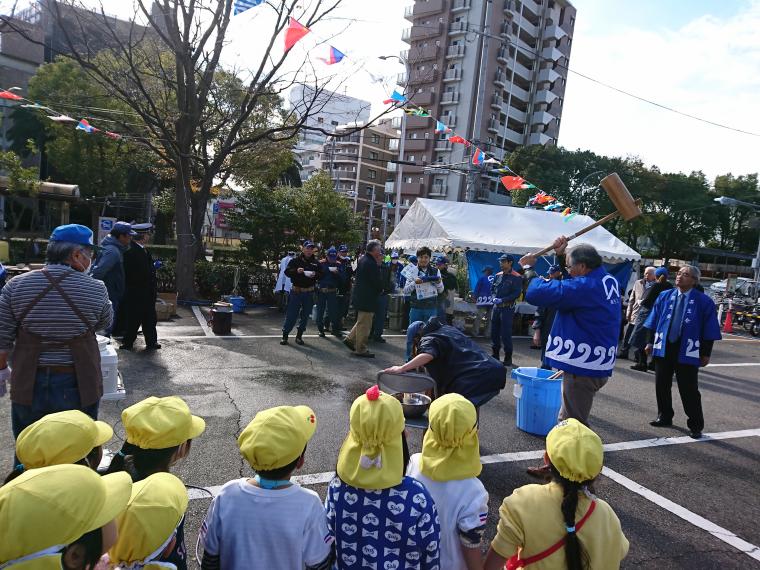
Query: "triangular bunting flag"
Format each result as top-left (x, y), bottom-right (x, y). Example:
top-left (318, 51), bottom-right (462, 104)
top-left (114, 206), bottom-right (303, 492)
top-left (500, 175), bottom-right (526, 191)
top-left (383, 90), bottom-right (407, 105)
top-left (318, 46), bottom-right (346, 65)
top-left (76, 119), bottom-right (97, 133)
top-left (472, 148), bottom-right (486, 166)
top-left (483, 157), bottom-right (501, 164)
top-left (0, 89), bottom-right (23, 101)
top-left (105, 131), bottom-right (122, 140)
top-left (48, 115), bottom-right (77, 123)
top-left (233, 0), bottom-right (264, 16)
top-left (284, 17), bottom-right (310, 52)
top-left (413, 108), bottom-right (430, 117)
top-left (434, 121), bottom-right (451, 134)
top-left (449, 135), bottom-right (468, 145)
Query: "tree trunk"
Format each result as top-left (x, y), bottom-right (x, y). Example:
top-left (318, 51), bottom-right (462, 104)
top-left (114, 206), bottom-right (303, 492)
top-left (174, 154), bottom-right (198, 300)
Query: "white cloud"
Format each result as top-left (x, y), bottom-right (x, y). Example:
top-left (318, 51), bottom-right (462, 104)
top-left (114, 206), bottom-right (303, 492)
top-left (559, 1), bottom-right (760, 179)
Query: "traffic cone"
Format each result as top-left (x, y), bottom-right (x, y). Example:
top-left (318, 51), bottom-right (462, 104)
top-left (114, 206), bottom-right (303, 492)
top-left (723, 310), bottom-right (734, 333)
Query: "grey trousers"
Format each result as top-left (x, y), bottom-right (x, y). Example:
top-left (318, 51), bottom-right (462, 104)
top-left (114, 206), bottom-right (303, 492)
top-left (558, 373), bottom-right (609, 426)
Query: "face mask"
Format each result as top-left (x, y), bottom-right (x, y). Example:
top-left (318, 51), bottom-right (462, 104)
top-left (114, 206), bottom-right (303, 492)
top-left (72, 249), bottom-right (92, 273)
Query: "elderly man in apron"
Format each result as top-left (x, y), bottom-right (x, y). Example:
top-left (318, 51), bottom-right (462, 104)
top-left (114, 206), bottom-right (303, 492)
top-left (0, 224), bottom-right (112, 439)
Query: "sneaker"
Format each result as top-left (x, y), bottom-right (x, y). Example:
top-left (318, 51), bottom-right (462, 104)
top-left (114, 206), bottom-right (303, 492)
top-left (318, 330), bottom-right (326, 338)
top-left (145, 344), bottom-right (162, 350)
top-left (295, 335), bottom-right (305, 346)
top-left (280, 335), bottom-right (288, 346)
top-left (630, 364), bottom-right (649, 372)
top-left (689, 431), bottom-right (703, 439)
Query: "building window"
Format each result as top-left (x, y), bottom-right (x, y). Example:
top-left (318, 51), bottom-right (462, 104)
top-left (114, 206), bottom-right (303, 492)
top-left (408, 154), bottom-right (415, 162)
top-left (371, 134), bottom-right (381, 144)
top-left (369, 151), bottom-right (379, 160)
top-left (331, 120), bottom-right (339, 126)
top-left (368, 169), bottom-right (377, 180)
top-left (405, 177), bottom-right (413, 183)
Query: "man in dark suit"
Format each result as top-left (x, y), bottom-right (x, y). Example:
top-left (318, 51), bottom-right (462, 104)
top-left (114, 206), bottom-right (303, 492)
top-left (343, 240), bottom-right (383, 358)
top-left (120, 223), bottom-right (160, 351)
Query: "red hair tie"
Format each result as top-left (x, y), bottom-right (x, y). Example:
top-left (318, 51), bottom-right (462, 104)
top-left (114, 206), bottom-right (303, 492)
top-left (366, 385), bottom-right (380, 401)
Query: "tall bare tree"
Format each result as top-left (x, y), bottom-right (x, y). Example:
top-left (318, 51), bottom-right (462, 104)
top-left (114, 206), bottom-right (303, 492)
top-left (2, 0), bottom-right (395, 298)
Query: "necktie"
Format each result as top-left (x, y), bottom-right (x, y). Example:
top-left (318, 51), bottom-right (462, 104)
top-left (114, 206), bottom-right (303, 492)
top-left (668, 292), bottom-right (685, 343)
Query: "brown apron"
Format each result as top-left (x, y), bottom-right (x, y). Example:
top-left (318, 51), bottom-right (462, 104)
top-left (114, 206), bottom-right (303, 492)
top-left (10, 269), bottom-right (103, 407)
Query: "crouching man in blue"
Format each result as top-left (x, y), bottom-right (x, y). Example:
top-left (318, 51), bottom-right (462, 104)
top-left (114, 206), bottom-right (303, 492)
top-left (520, 238), bottom-right (620, 426)
top-left (491, 254), bottom-right (523, 367)
top-left (643, 265), bottom-right (721, 439)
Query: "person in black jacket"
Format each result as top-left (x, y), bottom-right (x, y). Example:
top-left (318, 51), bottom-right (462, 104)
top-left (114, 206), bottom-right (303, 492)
top-left (316, 246), bottom-right (345, 338)
top-left (120, 223), bottom-right (160, 351)
top-left (335, 244), bottom-right (353, 331)
top-left (343, 240), bottom-right (383, 358)
top-left (281, 241), bottom-right (322, 346)
top-left (370, 252), bottom-right (398, 343)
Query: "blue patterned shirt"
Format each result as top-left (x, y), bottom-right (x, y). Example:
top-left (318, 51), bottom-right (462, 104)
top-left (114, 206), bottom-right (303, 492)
top-left (326, 476), bottom-right (441, 570)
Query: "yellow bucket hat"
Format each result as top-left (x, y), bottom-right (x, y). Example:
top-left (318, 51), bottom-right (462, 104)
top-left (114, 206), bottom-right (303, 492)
top-left (420, 393), bottom-right (481, 481)
top-left (238, 405), bottom-right (317, 471)
top-left (122, 396), bottom-right (206, 449)
top-left (15, 410), bottom-right (113, 469)
top-left (109, 473), bottom-right (189, 569)
top-left (337, 386), bottom-right (405, 490)
top-left (0, 464), bottom-right (132, 567)
top-left (546, 419), bottom-right (604, 483)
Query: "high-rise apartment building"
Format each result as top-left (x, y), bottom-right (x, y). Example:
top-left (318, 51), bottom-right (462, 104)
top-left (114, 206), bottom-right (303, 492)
top-left (323, 120), bottom-right (399, 239)
top-left (289, 86), bottom-right (371, 182)
top-left (399, 0), bottom-right (575, 205)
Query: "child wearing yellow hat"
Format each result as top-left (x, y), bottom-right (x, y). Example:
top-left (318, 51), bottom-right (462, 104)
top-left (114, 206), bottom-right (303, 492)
top-left (406, 394), bottom-right (488, 570)
top-left (4, 409), bottom-right (114, 484)
top-left (483, 419), bottom-right (629, 570)
top-left (200, 405), bottom-right (332, 570)
top-left (0, 464), bottom-right (132, 570)
top-left (105, 472), bottom-right (188, 570)
top-left (106, 396), bottom-right (205, 570)
top-left (326, 385), bottom-right (441, 570)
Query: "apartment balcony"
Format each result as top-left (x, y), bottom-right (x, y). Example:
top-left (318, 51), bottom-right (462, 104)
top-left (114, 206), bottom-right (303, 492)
top-left (408, 69), bottom-right (439, 85)
top-left (491, 94), bottom-right (503, 109)
top-left (404, 138), bottom-right (428, 151)
top-left (452, 0), bottom-right (471, 12)
top-left (405, 115), bottom-right (431, 129)
top-left (487, 119), bottom-right (500, 133)
top-left (441, 92), bottom-right (460, 105)
top-left (449, 21), bottom-right (468, 35)
top-left (504, 127), bottom-right (524, 145)
top-left (401, 182), bottom-right (423, 196)
top-left (510, 83), bottom-right (529, 102)
top-left (442, 114), bottom-right (457, 128)
top-left (537, 67), bottom-right (562, 85)
top-left (518, 19), bottom-right (538, 38)
top-left (508, 106), bottom-right (527, 123)
top-left (446, 45), bottom-right (465, 59)
top-left (542, 46), bottom-right (564, 62)
top-left (404, 163), bottom-right (426, 174)
top-left (496, 47), bottom-right (511, 64)
top-left (531, 110), bottom-right (554, 125)
top-left (385, 181), bottom-right (396, 194)
top-left (402, 23), bottom-right (443, 44)
top-left (544, 24), bottom-right (567, 41)
top-left (406, 0), bottom-right (445, 19)
top-left (408, 90), bottom-right (433, 107)
top-left (494, 73), bottom-right (507, 89)
top-left (387, 162), bottom-right (398, 172)
top-left (333, 169), bottom-right (358, 179)
top-left (405, 44), bottom-right (439, 63)
top-left (443, 68), bottom-right (463, 82)
top-left (332, 153), bottom-right (359, 163)
top-left (521, 0), bottom-right (541, 18)
top-left (513, 59), bottom-right (533, 81)
top-left (435, 139), bottom-right (452, 151)
top-left (397, 72), bottom-right (408, 86)
top-left (404, 5), bottom-right (414, 21)
top-left (534, 89), bottom-right (558, 105)
top-left (528, 132), bottom-right (552, 146)
top-left (428, 184), bottom-right (448, 197)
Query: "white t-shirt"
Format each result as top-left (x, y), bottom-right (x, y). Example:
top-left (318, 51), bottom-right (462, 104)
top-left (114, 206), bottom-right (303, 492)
top-left (201, 479), bottom-right (333, 569)
top-left (407, 454), bottom-right (489, 570)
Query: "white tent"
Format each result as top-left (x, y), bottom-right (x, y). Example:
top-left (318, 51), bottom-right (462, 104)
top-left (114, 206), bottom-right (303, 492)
top-left (386, 198), bottom-right (641, 263)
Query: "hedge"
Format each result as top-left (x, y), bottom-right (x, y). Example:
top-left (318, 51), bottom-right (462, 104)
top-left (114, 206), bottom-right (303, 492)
top-left (156, 260), bottom-right (276, 303)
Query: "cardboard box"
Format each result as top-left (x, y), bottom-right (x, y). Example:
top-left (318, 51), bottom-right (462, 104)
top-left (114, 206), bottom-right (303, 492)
top-left (157, 292), bottom-right (178, 316)
top-left (155, 299), bottom-right (173, 321)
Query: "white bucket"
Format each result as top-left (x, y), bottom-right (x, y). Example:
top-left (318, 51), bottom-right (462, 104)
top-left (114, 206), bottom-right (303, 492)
top-left (100, 343), bottom-right (125, 401)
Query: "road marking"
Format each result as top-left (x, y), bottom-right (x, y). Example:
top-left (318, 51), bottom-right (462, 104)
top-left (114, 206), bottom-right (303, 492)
top-left (191, 306), bottom-right (213, 337)
top-left (706, 363), bottom-right (760, 368)
top-left (602, 466), bottom-right (760, 563)
top-left (186, 428), bottom-right (760, 500)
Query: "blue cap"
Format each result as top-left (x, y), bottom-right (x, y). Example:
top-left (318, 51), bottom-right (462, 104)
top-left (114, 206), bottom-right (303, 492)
top-left (407, 255), bottom-right (417, 264)
top-left (498, 254), bottom-right (513, 262)
top-left (548, 264), bottom-right (562, 274)
top-left (338, 244), bottom-right (348, 252)
top-left (436, 256), bottom-right (449, 265)
top-left (111, 221), bottom-right (137, 236)
top-left (49, 224), bottom-right (95, 246)
top-left (302, 240), bottom-right (315, 249)
top-left (327, 247), bottom-right (337, 256)
top-left (655, 267), bottom-right (668, 278)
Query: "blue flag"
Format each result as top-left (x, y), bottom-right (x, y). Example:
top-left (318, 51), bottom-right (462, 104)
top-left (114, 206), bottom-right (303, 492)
top-left (234, 0), bottom-right (264, 16)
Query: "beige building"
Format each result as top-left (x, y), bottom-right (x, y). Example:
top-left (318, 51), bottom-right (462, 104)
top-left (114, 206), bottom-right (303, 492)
top-left (399, 0), bottom-right (576, 205)
top-left (323, 121), bottom-right (399, 239)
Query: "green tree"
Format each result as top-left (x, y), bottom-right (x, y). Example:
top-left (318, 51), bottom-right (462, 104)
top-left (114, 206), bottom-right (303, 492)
top-left (708, 173), bottom-right (759, 252)
top-left (0, 149), bottom-right (42, 234)
top-left (293, 171), bottom-right (363, 246)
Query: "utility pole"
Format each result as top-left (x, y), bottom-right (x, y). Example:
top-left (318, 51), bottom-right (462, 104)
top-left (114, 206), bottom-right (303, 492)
top-left (366, 185), bottom-right (376, 243)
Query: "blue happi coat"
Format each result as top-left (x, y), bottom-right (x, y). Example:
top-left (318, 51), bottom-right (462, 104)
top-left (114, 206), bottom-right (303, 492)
top-left (525, 267), bottom-right (622, 377)
top-left (644, 287), bottom-right (721, 366)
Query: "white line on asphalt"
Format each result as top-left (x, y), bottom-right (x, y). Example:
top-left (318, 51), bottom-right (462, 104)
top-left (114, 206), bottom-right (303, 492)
top-left (706, 363), bottom-right (760, 367)
top-left (602, 466), bottom-right (760, 562)
top-left (156, 334), bottom-right (533, 341)
top-left (186, 428), bottom-right (760, 500)
top-left (191, 306), bottom-right (213, 337)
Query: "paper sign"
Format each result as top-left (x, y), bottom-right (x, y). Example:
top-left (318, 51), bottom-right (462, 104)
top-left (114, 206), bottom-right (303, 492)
top-left (97, 217), bottom-right (116, 245)
top-left (401, 264), bottom-right (418, 280)
top-left (415, 282), bottom-right (438, 300)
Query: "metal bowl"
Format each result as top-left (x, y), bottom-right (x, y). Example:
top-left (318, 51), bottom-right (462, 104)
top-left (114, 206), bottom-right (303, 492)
top-left (392, 392), bottom-right (432, 419)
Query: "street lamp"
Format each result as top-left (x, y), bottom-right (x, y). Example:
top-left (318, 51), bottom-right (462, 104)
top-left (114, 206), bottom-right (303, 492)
top-left (378, 54), bottom-right (407, 229)
top-left (714, 196), bottom-right (760, 285)
top-left (576, 170), bottom-right (606, 214)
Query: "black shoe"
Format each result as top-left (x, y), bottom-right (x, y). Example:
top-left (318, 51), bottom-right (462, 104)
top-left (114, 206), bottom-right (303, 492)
top-left (689, 431), bottom-right (703, 439)
top-left (492, 350), bottom-right (500, 360)
top-left (649, 417), bottom-right (673, 427)
top-left (374, 336), bottom-right (387, 344)
top-left (145, 343), bottom-right (162, 350)
top-left (503, 359), bottom-right (513, 368)
top-left (332, 331), bottom-right (344, 339)
top-left (630, 364), bottom-right (649, 372)
top-left (351, 351), bottom-right (375, 358)
top-left (318, 330), bottom-right (326, 338)
top-left (280, 334), bottom-right (288, 346)
top-left (119, 344), bottom-right (134, 351)
top-left (295, 333), bottom-right (305, 346)
top-left (647, 361), bottom-right (656, 371)
top-left (343, 338), bottom-right (356, 351)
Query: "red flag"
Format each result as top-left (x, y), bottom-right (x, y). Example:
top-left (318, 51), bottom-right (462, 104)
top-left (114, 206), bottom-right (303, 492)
top-left (449, 135), bottom-right (469, 145)
top-left (0, 90), bottom-right (23, 101)
top-left (284, 17), bottom-right (310, 52)
top-left (105, 131), bottom-right (122, 140)
top-left (500, 175), bottom-right (526, 191)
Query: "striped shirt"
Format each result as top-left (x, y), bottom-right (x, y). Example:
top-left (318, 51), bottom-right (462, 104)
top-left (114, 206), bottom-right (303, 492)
top-left (0, 264), bottom-right (112, 365)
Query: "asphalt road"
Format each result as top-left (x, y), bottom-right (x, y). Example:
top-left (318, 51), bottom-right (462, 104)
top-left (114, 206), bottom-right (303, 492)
top-left (1, 305), bottom-right (758, 569)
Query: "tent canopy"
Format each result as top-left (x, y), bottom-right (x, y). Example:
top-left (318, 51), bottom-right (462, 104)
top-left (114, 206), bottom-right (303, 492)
top-left (386, 198), bottom-right (641, 263)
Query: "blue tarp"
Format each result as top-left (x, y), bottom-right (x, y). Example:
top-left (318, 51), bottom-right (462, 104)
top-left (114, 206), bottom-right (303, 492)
top-left (465, 250), bottom-right (633, 296)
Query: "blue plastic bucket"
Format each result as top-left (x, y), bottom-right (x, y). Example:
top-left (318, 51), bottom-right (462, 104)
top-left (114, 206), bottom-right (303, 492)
top-left (511, 367), bottom-right (563, 436)
top-left (227, 296), bottom-right (246, 313)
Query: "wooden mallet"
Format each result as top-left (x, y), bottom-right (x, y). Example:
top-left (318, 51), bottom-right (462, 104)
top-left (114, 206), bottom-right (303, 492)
top-left (531, 173), bottom-right (642, 257)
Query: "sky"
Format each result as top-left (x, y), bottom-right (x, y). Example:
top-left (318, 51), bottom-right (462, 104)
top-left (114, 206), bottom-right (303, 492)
top-left (4, 0), bottom-right (758, 180)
